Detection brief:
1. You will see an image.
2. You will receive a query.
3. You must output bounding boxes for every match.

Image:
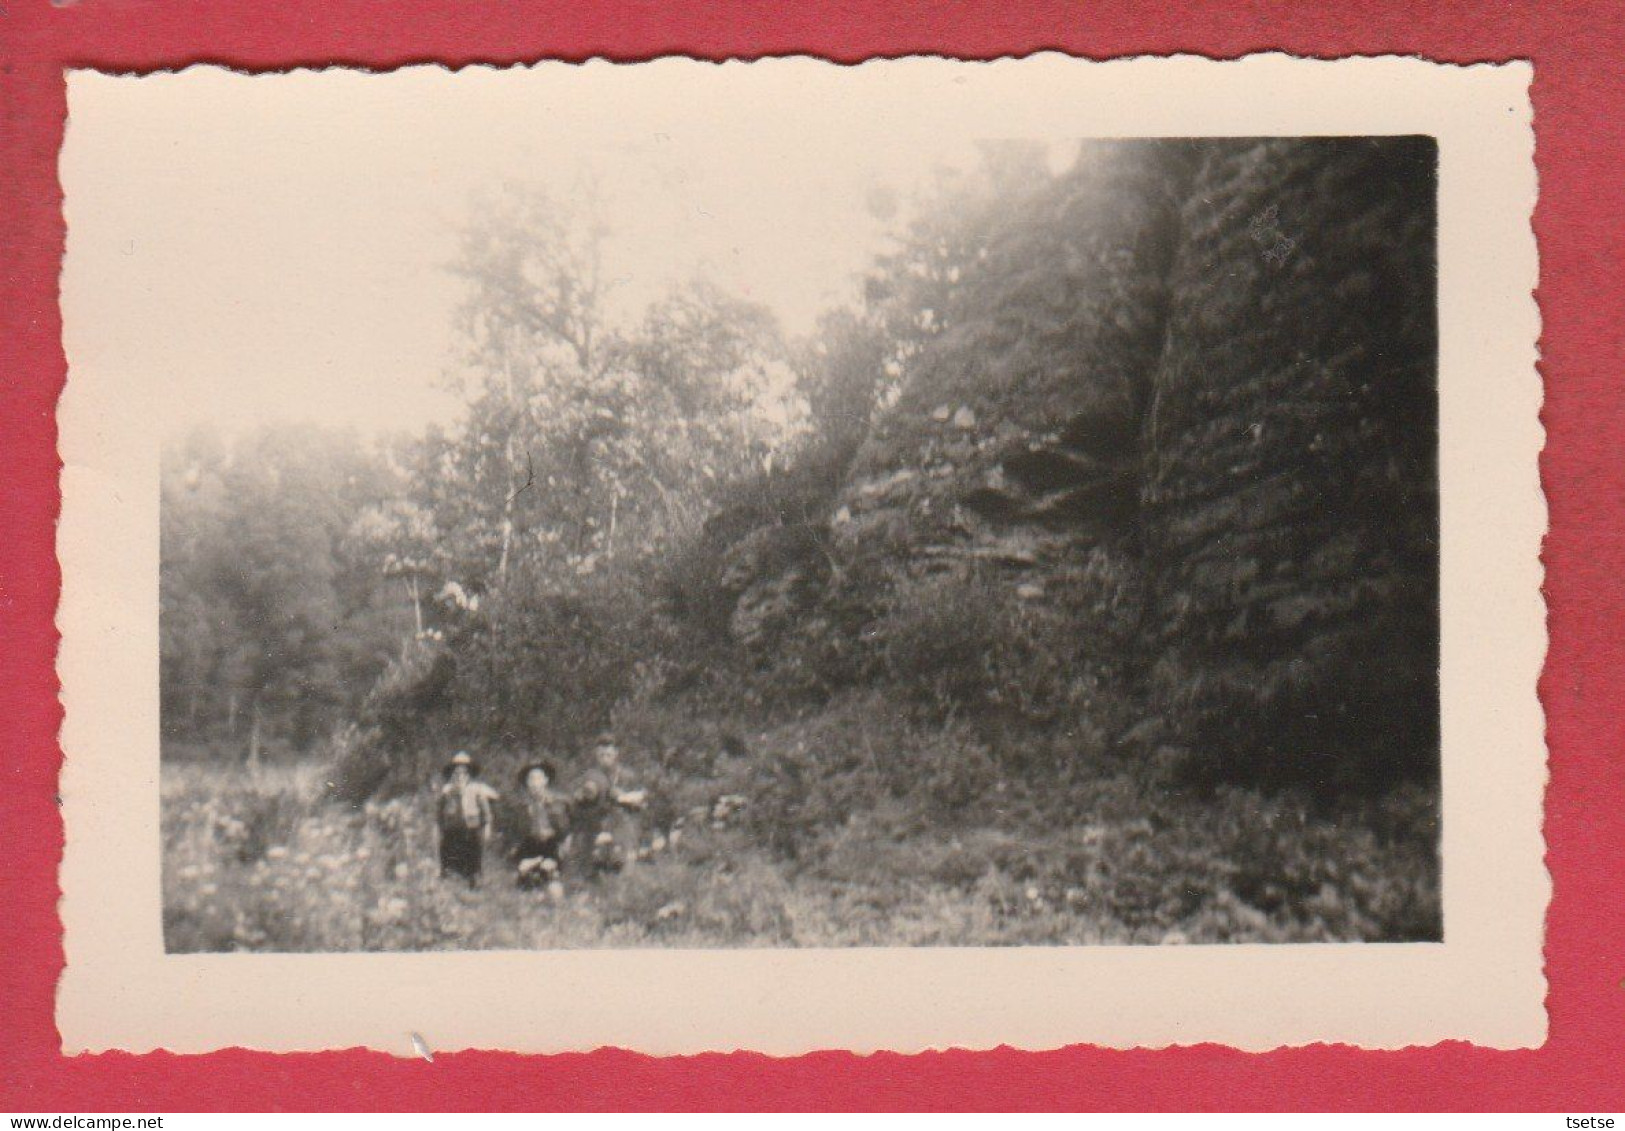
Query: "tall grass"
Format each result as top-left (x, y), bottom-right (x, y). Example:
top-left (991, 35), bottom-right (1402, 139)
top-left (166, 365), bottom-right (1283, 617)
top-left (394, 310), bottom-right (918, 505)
top-left (162, 730), bottom-right (1439, 952)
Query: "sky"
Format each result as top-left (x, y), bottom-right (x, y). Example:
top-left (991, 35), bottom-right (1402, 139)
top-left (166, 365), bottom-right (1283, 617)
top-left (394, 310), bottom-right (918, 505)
top-left (62, 65), bottom-right (1081, 442)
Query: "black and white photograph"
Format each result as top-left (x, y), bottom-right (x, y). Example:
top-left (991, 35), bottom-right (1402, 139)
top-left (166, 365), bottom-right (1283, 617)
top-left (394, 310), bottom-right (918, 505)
top-left (144, 112), bottom-right (1443, 953)
top-left (56, 56), bottom-right (1544, 1052)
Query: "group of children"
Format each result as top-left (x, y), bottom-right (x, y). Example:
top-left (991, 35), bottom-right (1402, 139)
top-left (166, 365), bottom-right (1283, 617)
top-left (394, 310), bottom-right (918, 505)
top-left (435, 733), bottom-right (648, 896)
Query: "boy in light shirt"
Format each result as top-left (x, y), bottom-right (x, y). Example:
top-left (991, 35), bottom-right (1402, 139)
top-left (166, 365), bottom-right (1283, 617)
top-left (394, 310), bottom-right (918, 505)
top-left (435, 751), bottom-right (499, 887)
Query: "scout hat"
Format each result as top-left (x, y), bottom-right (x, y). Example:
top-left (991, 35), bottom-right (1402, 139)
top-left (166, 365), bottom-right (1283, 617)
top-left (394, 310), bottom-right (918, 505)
top-left (516, 759), bottom-right (559, 788)
top-left (443, 750), bottom-right (480, 778)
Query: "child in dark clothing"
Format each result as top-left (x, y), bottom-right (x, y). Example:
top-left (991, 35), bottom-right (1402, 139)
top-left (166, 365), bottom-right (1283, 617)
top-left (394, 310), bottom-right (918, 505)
top-left (514, 760), bottom-right (570, 898)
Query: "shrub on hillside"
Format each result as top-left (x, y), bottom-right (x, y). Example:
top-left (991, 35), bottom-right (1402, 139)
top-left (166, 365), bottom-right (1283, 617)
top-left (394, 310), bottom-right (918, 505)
top-left (874, 566), bottom-right (1122, 726)
top-left (745, 695), bottom-right (1002, 856)
top-left (338, 570), bottom-right (665, 800)
top-left (597, 854), bottom-right (796, 944)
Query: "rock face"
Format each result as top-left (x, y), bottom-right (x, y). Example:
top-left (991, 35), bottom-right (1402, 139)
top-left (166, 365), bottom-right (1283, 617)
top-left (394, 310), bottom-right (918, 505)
top-left (717, 137), bottom-right (1439, 791)
top-left (838, 141), bottom-right (1197, 578)
top-left (1144, 137), bottom-right (1439, 789)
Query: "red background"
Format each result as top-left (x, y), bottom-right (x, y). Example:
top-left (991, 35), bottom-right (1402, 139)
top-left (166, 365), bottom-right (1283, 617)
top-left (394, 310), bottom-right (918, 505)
top-left (2, 0), bottom-right (1621, 1111)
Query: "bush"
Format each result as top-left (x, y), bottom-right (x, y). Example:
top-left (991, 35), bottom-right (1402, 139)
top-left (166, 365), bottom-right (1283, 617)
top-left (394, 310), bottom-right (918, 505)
top-left (597, 854), bottom-right (795, 944)
top-left (745, 694), bottom-right (1002, 856)
top-left (873, 564), bottom-right (1131, 727)
top-left (342, 572), bottom-right (669, 801)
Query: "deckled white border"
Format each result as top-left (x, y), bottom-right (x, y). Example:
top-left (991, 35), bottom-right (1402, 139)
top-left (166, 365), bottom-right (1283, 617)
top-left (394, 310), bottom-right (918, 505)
top-left (57, 53), bottom-right (1543, 1055)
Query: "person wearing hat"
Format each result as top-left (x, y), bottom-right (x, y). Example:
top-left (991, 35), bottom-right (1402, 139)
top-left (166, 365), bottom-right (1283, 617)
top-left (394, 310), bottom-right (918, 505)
top-left (436, 751), bottom-right (499, 886)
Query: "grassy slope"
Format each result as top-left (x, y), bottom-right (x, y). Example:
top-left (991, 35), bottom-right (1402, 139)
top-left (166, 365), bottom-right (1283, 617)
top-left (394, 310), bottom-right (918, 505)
top-left (161, 710), bottom-right (1440, 952)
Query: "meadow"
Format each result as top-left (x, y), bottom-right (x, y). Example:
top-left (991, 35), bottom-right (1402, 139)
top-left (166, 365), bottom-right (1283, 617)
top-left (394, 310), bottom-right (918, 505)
top-left (162, 742), bottom-right (1442, 952)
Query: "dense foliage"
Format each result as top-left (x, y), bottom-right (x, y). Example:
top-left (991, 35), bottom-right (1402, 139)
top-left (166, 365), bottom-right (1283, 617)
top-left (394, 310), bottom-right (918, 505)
top-left (160, 424), bottom-right (411, 760)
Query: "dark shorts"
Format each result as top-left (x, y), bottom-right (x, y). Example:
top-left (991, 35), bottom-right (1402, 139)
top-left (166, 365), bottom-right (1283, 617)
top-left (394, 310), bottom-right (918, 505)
top-left (515, 834), bottom-right (562, 889)
top-left (439, 824), bottom-right (483, 883)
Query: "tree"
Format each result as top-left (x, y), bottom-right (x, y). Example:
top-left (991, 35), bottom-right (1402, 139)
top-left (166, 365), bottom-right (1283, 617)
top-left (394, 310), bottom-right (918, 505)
top-left (432, 183), bottom-right (796, 595)
top-left (348, 498), bottom-right (441, 636)
top-left (160, 430), bottom-right (233, 738)
top-left (344, 185), bottom-right (808, 779)
top-left (790, 307), bottom-right (888, 468)
top-left (861, 142), bottom-right (1057, 381)
top-left (439, 181), bottom-right (618, 587)
top-left (159, 422), bottom-right (410, 761)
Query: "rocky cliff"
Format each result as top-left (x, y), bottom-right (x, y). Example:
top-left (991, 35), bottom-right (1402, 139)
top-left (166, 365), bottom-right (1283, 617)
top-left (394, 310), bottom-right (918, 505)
top-left (716, 136), bottom-right (1439, 792)
top-left (1145, 137), bottom-right (1438, 789)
